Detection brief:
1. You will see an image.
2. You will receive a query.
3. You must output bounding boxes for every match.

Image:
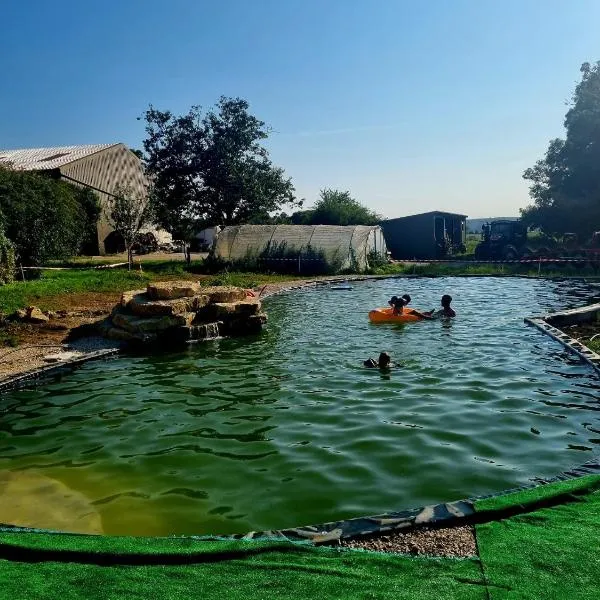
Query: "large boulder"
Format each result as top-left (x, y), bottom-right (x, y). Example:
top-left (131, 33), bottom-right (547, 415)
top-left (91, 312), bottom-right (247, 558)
top-left (197, 299), bottom-right (261, 321)
top-left (120, 289), bottom-right (147, 308)
top-left (146, 281), bottom-right (201, 300)
top-left (112, 310), bottom-right (194, 334)
top-left (201, 286), bottom-right (249, 303)
top-left (220, 313), bottom-right (268, 336)
top-left (26, 306), bottom-right (49, 324)
top-left (129, 293), bottom-right (210, 317)
top-left (235, 300), bottom-right (261, 316)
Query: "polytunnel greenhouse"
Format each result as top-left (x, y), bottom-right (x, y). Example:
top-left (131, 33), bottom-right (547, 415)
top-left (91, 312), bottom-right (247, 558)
top-left (212, 224), bottom-right (388, 273)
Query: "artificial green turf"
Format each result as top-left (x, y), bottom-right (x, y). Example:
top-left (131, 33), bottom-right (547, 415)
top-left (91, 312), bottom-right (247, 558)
top-left (474, 474), bottom-right (600, 515)
top-left (476, 482), bottom-right (600, 599)
top-left (4, 477), bottom-right (600, 599)
top-left (0, 535), bottom-right (486, 600)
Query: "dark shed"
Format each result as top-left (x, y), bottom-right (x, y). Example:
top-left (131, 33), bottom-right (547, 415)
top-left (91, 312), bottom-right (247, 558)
top-left (381, 211), bottom-right (467, 260)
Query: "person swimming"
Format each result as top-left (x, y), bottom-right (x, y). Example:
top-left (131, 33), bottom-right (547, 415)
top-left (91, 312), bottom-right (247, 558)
top-left (424, 294), bottom-right (456, 318)
top-left (438, 294), bottom-right (456, 317)
top-left (364, 351), bottom-right (393, 369)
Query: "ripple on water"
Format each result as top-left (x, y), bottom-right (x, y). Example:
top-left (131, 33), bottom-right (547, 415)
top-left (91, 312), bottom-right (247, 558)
top-left (0, 277), bottom-right (599, 535)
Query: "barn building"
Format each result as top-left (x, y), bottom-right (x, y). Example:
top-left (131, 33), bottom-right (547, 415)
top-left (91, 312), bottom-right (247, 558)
top-left (0, 143), bottom-right (162, 255)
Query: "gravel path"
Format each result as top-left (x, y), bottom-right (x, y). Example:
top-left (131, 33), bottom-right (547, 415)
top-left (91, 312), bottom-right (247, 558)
top-left (340, 525), bottom-right (477, 557)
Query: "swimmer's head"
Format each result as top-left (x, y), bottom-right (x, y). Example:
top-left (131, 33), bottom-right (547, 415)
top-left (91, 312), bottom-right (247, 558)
top-left (378, 352), bottom-right (391, 368)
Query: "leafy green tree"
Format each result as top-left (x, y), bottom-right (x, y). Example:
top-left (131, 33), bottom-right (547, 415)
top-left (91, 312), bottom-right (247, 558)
top-left (522, 61), bottom-right (600, 238)
top-left (301, 189), bottom-right (381, 226)
top-left (141, 97), bottom-right (298, 243)
top-left (0, 166), bottom-right (100, 265)
top-left (108, 185), bottom-right (154, 270)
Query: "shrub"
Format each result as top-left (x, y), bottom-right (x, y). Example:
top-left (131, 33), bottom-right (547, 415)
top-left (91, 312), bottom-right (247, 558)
top-left (0, 222), bottom-right (15, 284)
top-left (0, 166), bottom-right (101, 265)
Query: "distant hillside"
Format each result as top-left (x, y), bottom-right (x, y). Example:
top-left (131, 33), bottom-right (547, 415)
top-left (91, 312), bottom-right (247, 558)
top-left (466, 217), bottom-right (518, 234)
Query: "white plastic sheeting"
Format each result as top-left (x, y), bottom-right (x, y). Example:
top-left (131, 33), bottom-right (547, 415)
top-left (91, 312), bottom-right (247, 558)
top-left (213, 224), bottom-right (387, 272)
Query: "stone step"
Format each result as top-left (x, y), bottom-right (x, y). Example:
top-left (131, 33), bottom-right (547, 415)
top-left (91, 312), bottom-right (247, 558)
top-left (112, 310), bottom-right (194, 333)
top-left (128, 293), bottom-right (210, 317)
top-left (146, 281), bottom-right (202, 300)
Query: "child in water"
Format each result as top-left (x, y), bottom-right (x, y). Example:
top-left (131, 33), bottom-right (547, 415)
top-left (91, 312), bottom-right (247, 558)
top-left (388, 294), bottom-right (411, 315)
top-left (364, 352), bottom-right (393, 369)
top-left (389, 293), bottom-right (434, 320)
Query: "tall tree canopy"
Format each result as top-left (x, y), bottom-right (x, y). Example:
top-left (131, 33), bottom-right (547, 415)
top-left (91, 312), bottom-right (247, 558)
top-left (288, 189), bottom-right (381, 226)
top-left (141, 97), bottom-right (298, 240)
top-left (522, 61), bottom-right (600, 238)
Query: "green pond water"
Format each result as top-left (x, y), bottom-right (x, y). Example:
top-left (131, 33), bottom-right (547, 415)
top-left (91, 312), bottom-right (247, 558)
top-left (1, 277), bottom-right (600, 536)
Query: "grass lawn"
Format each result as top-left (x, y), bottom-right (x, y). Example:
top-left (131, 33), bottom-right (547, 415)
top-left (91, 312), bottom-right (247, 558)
top-left (0, 263), bottom-right (310, 314)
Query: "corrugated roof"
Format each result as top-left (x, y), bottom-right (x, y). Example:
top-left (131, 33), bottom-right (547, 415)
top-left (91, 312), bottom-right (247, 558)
top-left (0, 144), bottom-right (118, 171)
top-left (383, 210), bottom-right (468, 222)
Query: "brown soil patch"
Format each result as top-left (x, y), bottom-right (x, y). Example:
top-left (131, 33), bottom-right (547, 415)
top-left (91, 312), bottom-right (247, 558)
top-left (561, 322), bottom-right (600, 341)
top-left (38, 291), bottom-right (121, 313)
top-left (340, 525), bottom-right (477, 558)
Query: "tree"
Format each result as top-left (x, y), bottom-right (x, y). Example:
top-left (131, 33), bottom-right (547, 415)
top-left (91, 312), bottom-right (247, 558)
top-left (522, 61), bottom-right (600, 238)
top-left (141, 97), bottom-right (298, 244)
top-left (0, 165), bottom-right (101, 265)
top-left (301, 189), bottom-right (381, 226)
top-left (108, 185), bottom-right (154, 270)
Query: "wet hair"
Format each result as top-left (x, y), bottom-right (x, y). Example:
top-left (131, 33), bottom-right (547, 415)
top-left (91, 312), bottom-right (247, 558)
top-left (441, 294), bottom-right (452, 307)
top-left (401, 294), bottom-right (411, 304)
top-left (378, 352), bottom-right (391, 367)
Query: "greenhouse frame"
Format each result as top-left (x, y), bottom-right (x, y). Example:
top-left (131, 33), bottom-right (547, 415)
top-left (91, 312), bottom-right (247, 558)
top-left (212, 224), bottom-right (388, 273)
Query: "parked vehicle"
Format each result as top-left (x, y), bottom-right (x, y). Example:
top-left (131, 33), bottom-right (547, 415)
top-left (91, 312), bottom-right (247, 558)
top-left (474, 220), bottom-right (530, 260)
top-left (559, 232), bottom-right (600, 259)
top-left (474, 220), bottom-right (600, 263)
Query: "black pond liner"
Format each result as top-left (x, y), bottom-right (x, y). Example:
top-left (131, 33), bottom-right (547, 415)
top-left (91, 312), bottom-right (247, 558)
top-left (0, 278), bottom-right (599, 545)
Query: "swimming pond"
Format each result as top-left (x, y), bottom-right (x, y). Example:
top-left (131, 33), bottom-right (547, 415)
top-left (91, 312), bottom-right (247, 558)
top-left (1, 277), bottom-right (599, 535)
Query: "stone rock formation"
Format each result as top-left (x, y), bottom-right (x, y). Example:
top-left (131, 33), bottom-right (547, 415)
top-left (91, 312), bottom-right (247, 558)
top-left (99, 282), bottom-right (267, 345)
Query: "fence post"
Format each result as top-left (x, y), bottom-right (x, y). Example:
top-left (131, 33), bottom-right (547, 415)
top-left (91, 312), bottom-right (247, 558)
top-left (298, 254), bottom-right (301, 274)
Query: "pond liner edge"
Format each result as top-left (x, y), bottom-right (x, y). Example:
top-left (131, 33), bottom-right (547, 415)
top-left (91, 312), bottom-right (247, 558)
top-left (0, 280), bottom-right (599, 546)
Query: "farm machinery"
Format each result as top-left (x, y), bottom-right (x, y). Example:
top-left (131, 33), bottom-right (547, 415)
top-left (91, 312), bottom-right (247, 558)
top-left (474, 220), bottom-right (600, 263)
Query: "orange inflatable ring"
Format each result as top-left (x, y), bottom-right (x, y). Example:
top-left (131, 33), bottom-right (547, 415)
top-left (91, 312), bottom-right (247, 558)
top-left (368, 307), bottom-right (423, 323)
top-left (246, 290), bottom-right (256, 298)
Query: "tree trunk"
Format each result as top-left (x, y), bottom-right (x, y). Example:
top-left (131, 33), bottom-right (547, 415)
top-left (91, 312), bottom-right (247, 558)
top-left (127, 246), bottom-right (133, 271)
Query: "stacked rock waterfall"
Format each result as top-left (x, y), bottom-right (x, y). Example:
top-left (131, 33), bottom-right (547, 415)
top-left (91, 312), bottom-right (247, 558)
top-left (100, 282), bottom-right (267, 344)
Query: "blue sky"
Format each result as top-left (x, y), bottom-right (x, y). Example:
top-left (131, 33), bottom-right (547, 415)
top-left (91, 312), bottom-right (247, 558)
top-left (1, 1), bottom-right (599, 218)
